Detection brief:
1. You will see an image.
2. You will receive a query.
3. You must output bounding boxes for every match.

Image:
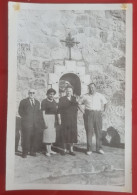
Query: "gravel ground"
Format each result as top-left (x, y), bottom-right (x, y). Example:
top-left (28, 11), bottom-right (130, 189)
top-left (14, 145), bottom-right (124, 186)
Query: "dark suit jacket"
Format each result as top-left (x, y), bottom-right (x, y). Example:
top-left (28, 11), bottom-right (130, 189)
top-left (18, 98), bottom-right (41, 129)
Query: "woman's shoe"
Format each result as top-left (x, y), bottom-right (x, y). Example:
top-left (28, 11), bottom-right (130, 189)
top-left (86, 151), bottom-right (92, 155)
top-left (69, 151), bottom-right (76, 156)
top-left (61, 151), bottom-right (67, 156)
top-left (45, 153), bottom-right (51, 157)
top-left (50, 150), bottom-right (57, 154)
top-left (97, 149), bottom-right (105, 154)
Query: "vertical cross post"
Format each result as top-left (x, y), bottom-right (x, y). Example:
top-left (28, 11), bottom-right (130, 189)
top-left (60, 33), bottom-right (80, 60)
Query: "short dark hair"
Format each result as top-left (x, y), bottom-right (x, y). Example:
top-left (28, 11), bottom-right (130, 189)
top-left (46, 88), bottom-right (56, 95)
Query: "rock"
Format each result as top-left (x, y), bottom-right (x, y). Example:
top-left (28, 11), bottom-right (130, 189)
top-left (33, 45), bottom-right (51, 59)
top-left (113, 56), bottom-right (125, 68)
top-left (17, 56), bottom-right (26, 65)
top-left (76, 61), bottom-right (85, 67)
top-left (89, 16), bottom-right (97, 28)
top-left (29, 78), bottom-right (46, 89)
top-left (75, 15), bottom-right (89, 27)
top-left (42, 61), bottom-right (54, 73)
top-left (110, 10), bottom-right (126, 23)
top-left (96, 17), bottom-right (109, 30)
top-left (100, 31), bottom-right (108, 43)
top-left (60, 11), bottom-right (76, 28)
top-left (88, 65), bottom-right (103, 72)
top-left (103, 64), bottom-right (125, 81)
top-left (71, 48), bottom-right (82, 60)
top-left (111, 91), bottom-right (125, 106)
top-left (118, 40), bottom-right (126, 53)
top-left (78, 27), bottom-right (84, 34)
top-left (33, 70), bottom-right (45, 78)
top-left (84, 27), bottom-right (97, 37)
top-left (46, 37), bottom-right (61, 49)
top-left (111, 41), bottom-right (118, 48)
top-left (53, 60), bottom-right (64, 66)
top-left (51, 47), bottom-right (67, 60)
top-left (18, 65), bottom-right (34, 79)
top-left (30, 60), bottom-right (40, 69)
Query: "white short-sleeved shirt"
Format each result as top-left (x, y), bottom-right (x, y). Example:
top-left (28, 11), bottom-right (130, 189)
top-left (79, 92), bottom-right (107, 111)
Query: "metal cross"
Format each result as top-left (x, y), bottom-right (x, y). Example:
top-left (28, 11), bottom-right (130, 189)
top-left (60, 33), bottom-right (80, 60)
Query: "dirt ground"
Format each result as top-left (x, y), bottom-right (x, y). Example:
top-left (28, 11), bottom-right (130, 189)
top-left (14, 144), bottom-right (124, 186)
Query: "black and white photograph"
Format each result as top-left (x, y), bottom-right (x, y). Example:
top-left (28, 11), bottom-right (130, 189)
top-left (6, 2), bottom-right (132, 192)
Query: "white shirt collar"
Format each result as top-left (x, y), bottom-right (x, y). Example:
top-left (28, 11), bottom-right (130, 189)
top-left (29, 98), bottom-right (35, 102)
top-left (47, 98), bottom-right (53, 102)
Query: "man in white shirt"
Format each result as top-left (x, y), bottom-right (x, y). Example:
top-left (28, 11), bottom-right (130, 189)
top-left (79, 83), bottom-right (107, 155)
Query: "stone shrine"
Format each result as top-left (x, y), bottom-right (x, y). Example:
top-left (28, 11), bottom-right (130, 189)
top-left (48, 33), bottom-right (90, 97)
top-left (48, 59), bottom-right (90, 97)
top-left (16, 10), bottom-right (126, 143)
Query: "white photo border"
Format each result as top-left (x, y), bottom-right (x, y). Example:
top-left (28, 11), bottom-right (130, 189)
top-left (6, 2), bottom-right (132, 192)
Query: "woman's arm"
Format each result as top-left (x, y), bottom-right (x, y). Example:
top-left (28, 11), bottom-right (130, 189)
top-left (57, 114), bottom-right (61, 125)
top-left (42, 110), bottom-right (48, 129)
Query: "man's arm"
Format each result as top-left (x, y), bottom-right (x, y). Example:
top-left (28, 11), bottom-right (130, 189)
top-left (76, 95), bottom-right (85, 105)
top-left (75, 95), bottom-right (85, 114)
top-left (18, 100), bottom-right (25, 117)
top-left (100, 93), bottom-right (108, 112)
top-left (102, 94), bottom-right (108, 112)
top-left (57, 113), bottom-right (61, 125)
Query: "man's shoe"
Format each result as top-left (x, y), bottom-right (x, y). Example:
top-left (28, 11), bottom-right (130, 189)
top-left (30, 152), bottom-right (36, 157)
top-left (86, 151), bottom-right (92, 155)
top-left (61, 151), bottom-right (67, 156)
top-left (69, 152), bottom-right (76, 156)
top-left (98, 149), bottom-right (105, 154)
top-left (22, 154), bottom-right (27, 158)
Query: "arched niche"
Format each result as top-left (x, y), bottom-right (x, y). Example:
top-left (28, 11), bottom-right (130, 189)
top-left (59, 73), bottom-right (81, 96)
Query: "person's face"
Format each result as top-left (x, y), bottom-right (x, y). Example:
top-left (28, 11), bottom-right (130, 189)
top-left (89, 84), bottom-right (96, 94)
top-left (47, 92), bottom-right (55, 100)
top-left (28, 91), bottom-right (35, 99)
top-left (66, 88), bottom-right (73, 97)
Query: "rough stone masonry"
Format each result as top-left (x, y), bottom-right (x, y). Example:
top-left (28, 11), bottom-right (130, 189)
top-left (16, 9), bottom-right (126, 143)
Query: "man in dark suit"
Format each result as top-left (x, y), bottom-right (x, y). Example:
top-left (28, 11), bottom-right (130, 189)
top-left (18, 89), bottom-right (41, 158)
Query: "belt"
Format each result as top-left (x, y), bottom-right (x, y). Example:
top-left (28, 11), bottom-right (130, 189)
top-left (45, 113), bottom-right (56, 115)
top-left (85, 109), bottom-right (101, 112)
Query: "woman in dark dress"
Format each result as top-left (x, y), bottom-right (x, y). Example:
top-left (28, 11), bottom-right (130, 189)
top-left (41, 88), bottom-right (58, 156)
top-left (58, 86), bottom-right (78, 156)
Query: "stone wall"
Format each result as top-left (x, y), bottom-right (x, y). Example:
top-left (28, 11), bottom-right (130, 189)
top-left (16, 9), bottom-right (126, 143)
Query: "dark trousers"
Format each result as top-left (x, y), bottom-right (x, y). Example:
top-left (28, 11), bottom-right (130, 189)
top-left (83, 110), bottom-right (102, 151)
top-left (15, 129), bottom-right (20, 152)
top-left (22, 125), bottom-right (39, 155)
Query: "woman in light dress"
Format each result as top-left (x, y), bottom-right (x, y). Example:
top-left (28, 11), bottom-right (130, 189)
top-left (41, 88), bottom-right (58, 156)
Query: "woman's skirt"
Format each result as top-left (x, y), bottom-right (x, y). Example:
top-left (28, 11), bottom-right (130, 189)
top-left (43, 114), bottom-right (56, 143)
